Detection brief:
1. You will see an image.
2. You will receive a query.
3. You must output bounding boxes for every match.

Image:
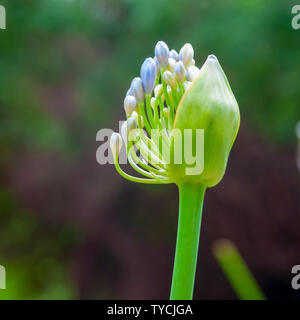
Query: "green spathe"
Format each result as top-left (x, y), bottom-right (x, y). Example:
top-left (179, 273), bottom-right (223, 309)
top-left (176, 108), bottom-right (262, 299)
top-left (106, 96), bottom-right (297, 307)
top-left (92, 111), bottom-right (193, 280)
top-left (169, 55), bottom-right (240, 187)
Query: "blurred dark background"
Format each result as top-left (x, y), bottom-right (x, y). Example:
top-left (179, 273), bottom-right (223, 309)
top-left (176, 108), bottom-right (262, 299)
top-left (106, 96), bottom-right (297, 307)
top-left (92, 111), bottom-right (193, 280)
top-left (0, 0), bottom-right (299, 299)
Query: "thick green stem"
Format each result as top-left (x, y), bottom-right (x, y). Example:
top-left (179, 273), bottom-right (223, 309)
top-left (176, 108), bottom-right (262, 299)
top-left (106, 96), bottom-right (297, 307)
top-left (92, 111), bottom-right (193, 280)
top-left (170, 182), bottom-right (206, 300)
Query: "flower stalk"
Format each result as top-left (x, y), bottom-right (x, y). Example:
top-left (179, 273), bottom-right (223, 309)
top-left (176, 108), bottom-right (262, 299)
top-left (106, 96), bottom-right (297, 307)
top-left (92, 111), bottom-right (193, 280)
top-left (170, 182), bottom-right (206, 300)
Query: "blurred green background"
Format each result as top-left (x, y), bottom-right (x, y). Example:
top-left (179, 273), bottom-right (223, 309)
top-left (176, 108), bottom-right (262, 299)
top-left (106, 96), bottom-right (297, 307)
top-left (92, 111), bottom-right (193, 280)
top-left (0, 0), bottom-right (299, 299)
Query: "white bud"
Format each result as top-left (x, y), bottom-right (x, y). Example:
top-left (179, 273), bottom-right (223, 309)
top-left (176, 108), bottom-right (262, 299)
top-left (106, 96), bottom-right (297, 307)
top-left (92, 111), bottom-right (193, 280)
top-left (154, 41), bottom-right (169, 68)
top-left (163, 108), bottom-right (170, 119)
top-left (140, 57), bottom-right (157, 94)
top-left (124, 95), bottom-right (137, 115)
top-left (174, 61), bottom-right (186, 83)
top-left (130, 111), bottom-right (144, 128)
top-left (167, 58), bottom-right (176, 72)
top-left (130, 77), bottom-right (144, 103)
top-left (179, 43), bottom-right (194, 67)
top-left (110, 132), bottom-right (123, 158)
top-left (131, 111), bottom-right (138, 121)
top-left (150, 97), bottom-right (156, 109)
top-left (183, 81), bottom-right (192, 91)
top-left (163, 71), bottom-right (176, 87)
top-left (186, 66), bottom-right (200, 82)
top-left (127, 116), bottom-right (139, 141)
top-left (169, 49), bottom-right (178, 61)
top-left (154, 84), bottom-right (163, 97)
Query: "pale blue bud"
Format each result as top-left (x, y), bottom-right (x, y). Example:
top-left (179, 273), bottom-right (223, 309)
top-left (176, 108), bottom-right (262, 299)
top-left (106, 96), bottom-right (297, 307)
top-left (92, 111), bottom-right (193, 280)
top-left (155, 41), bottom-right (169, 68)
top-left (179, 43), bottom-right (194, 67)
top-left (169, 49), bottom-right (179, 61)
top-left (140, 57), bottom-right (157, 94)
top-left (174, 61), bottom-right (186, 83)
top-left (130, 77), bottom-right (144, 103)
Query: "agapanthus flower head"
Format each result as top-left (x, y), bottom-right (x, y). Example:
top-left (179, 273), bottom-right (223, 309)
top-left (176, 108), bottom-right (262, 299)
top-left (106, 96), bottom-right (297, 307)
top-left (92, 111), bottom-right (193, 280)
top-left (110, 41), bottom-right (240, 187)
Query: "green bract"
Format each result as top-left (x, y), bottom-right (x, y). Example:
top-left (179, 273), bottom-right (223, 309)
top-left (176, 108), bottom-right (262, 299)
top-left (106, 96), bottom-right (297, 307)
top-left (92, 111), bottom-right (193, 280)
top-left (169, 55), bottom-right (240, 187)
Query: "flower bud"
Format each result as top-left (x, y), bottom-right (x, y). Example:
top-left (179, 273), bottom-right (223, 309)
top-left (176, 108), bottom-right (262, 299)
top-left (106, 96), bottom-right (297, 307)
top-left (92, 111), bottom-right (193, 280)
top-left (110, 132), bottom-right (123, 158)
top-left (179, 43), bottom-right (194, 67)
top-left (155, 41), bottom-right (169, 68)
top-left (169, 49), bottom-right (179, 61)
top-left (124, 95), bottom-right (137, 115)
top-left (154, 84), bottom-right (163, 97)
top-left (167, 58), bottom-right (176, 72)
top-left (127, 116), bottom-right (138, 131)
top-left (131, 110), bottom-right (138, 121)
top-left (140, 57), bottom-right (157, 94)
top-left (150, 97), bottom-right (156, 109)
top-left (163, 70), bottom-right (176, 87)
top-left (163, 107), bottom-right (170, 119)
top-left (169, 54), bottom-right (240, 187)
top-left (186, 66), bottom-right (200, 82)
top-left (130, 77), bottom-right (144, 103)
top-left (174, 61), bottom-right (186, 83)
top-left (127, 116), bottom-right (139, 141)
